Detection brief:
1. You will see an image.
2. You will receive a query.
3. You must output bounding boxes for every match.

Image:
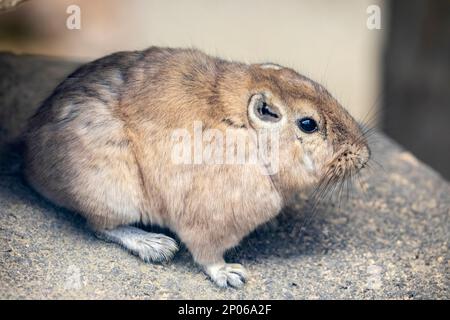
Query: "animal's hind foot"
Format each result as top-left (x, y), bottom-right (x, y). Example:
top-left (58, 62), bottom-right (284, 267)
top-left (96, 226), bottom-right (179, 263)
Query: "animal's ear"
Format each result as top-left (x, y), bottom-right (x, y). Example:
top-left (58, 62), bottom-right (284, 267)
top-left (248, 93), bottom-right (285, 128)
top-left (258, 63), bottom-right (284, 70)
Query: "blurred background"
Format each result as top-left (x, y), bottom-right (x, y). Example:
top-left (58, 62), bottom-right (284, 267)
top-left (0, 0), bottom-right (449, 179)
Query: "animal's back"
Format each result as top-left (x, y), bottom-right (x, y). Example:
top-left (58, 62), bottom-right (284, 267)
top-left (24, 50), bottom-right (149, 229)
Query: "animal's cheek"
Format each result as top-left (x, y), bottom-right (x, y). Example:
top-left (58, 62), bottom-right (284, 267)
top-left (302, 152), bottom-right (315, 173)
top-left (308, 141), bottom-right (334, 173)
top-left (326, 141), bottom-right (335, 161)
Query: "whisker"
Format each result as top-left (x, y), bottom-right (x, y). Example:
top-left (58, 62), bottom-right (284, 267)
top-left (369, 158), bottom-right (385, 172)
top-left (356, 173), bottom-right (369, 202)
top-left (299, 170), bottom-right (337, 238)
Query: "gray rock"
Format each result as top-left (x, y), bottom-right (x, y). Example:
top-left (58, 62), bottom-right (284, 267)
top-left (0, 53), bottom-right (448, 299)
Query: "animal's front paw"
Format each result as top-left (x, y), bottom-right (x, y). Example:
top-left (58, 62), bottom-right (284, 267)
top-left (205, 263), bottom-right (247, 288)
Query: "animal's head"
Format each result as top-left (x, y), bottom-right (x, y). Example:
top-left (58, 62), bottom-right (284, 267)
top-left (245, 63), bottom-right (370, 198)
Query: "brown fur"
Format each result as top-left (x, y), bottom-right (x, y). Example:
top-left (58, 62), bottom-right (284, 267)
top-left (24, 47), bottom-right (369, 272)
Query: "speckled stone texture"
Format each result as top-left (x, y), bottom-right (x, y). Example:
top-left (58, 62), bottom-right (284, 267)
top-left (0, 53), bottom-right (448, 299)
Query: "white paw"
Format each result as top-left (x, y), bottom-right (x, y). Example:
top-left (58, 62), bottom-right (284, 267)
top-left (132, 233), bottom-right (179, 262)
top-left (97, 227), bottom-right (179, 263)
top-left (205, 263), bottom-right (247, 288)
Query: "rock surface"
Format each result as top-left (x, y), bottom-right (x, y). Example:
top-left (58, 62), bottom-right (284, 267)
top-left (0, 53), bottom-right (448, 299)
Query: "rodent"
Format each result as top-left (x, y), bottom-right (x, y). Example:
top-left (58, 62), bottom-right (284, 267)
top-left (24, 47), bottom-right (370, 288)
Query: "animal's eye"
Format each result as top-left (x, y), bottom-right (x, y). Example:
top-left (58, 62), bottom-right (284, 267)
top-left (297, 117), bottom-right (318, 133)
